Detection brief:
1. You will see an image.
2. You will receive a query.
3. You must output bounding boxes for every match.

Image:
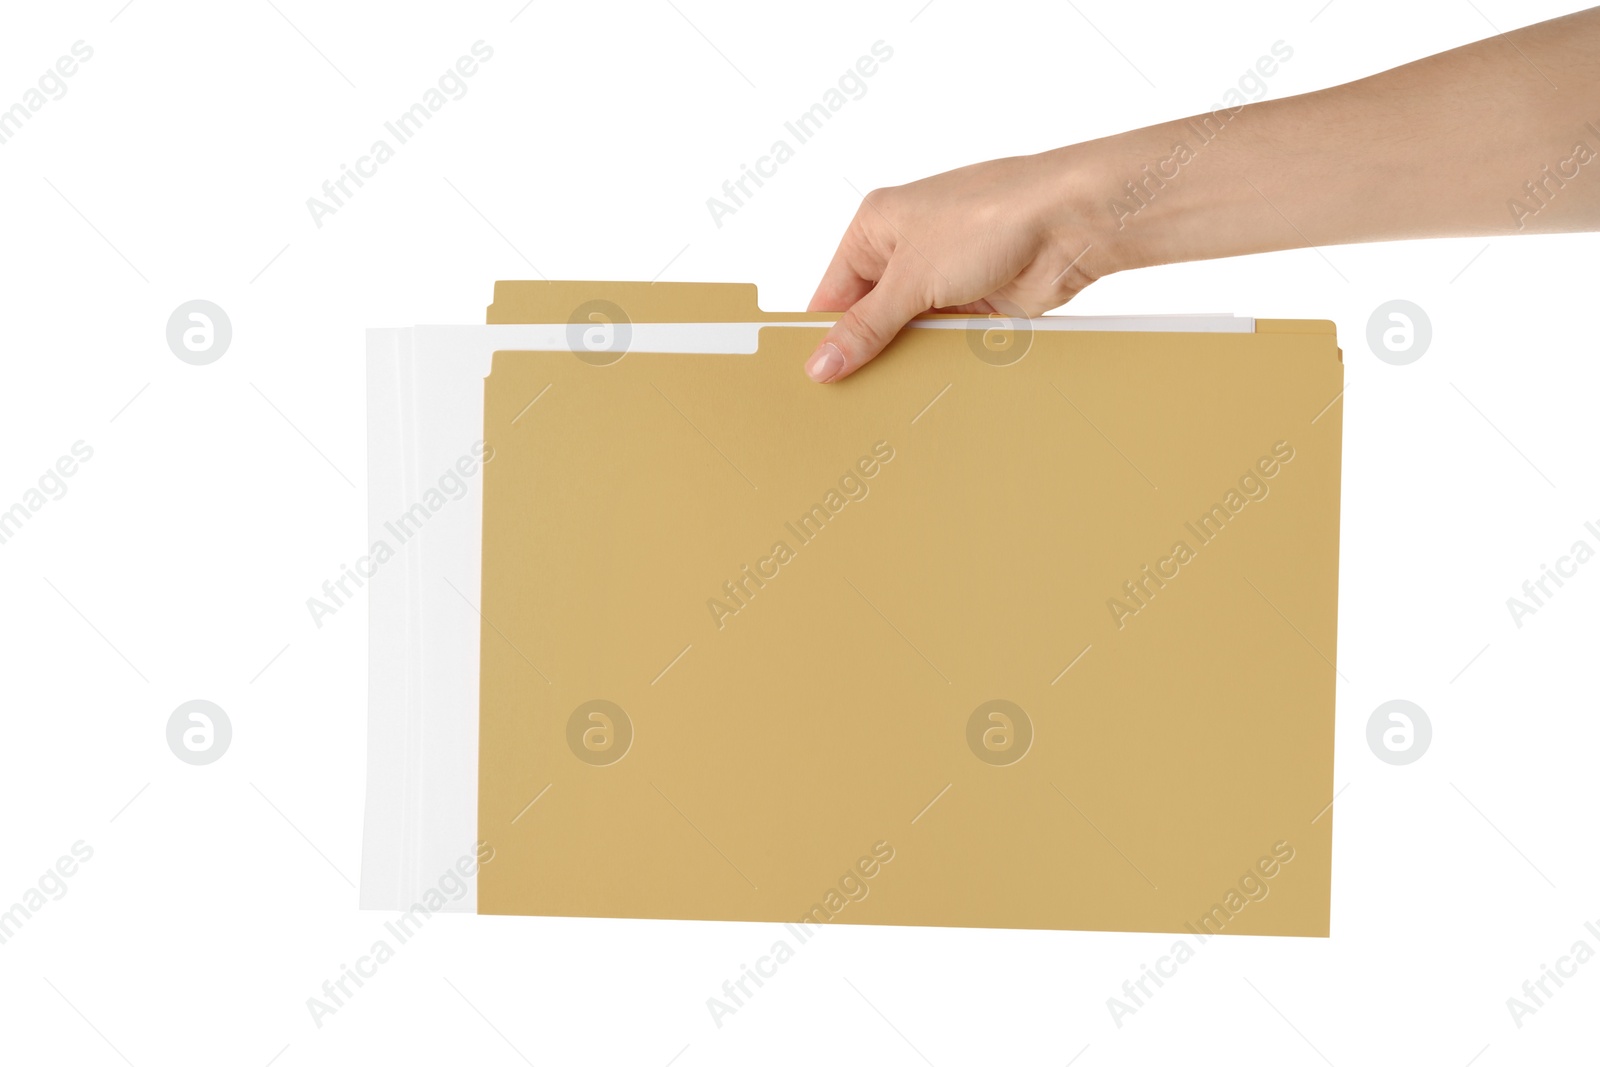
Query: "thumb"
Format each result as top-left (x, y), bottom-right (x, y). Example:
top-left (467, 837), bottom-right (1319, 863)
top-left (804, 264), bottom-right (929, 383)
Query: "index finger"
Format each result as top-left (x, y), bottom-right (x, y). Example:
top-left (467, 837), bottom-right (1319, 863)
top-left (808, 224), bottom-right (884, 312)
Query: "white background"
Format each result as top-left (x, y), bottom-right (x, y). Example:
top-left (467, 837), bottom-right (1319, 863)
top-left (2, 0), bottom-right (1597, 1063)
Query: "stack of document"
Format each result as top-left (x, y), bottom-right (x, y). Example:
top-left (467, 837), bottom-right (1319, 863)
top-left (360, 281), bottom-right (1343, 936)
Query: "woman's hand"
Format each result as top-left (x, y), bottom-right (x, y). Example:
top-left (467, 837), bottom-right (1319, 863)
top-left (804, 151), bottom-right (1105, 383)
top-left (803, 6), bottom-right (1600, 383)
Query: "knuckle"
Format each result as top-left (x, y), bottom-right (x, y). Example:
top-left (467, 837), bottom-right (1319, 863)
top-left (858, 185), bottom-right (898, 218)
top-left (843, 309), bottom-right (891, 353)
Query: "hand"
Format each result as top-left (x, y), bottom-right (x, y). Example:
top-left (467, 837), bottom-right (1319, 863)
top-left (804, 152), bottom-right (1103, 383)
top-left (803, 7), bottom-right (1600, 384)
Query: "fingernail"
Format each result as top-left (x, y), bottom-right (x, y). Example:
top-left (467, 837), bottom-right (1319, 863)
top-left (805, 342), bottom-right (845, 383)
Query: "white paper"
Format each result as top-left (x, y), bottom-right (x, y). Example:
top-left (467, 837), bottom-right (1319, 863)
top-left (357, 315), bottom-right (1256, 912)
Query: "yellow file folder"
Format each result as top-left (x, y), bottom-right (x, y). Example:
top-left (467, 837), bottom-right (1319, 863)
top-left (476, 281), bottom-right (1342, 936)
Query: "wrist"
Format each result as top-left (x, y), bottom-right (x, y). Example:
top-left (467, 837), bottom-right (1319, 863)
top-left (1033, 139), bottom-right (1160, 283)
top-left (1040, 113), bottom-right (1273, 280)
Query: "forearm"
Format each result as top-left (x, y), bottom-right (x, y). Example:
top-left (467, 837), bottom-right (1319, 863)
top-left (805, 7), bottom-right (1600, 380)
top-left (1067, 7), bottom-right (1600, 276)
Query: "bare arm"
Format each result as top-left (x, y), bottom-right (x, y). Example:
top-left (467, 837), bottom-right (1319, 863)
top-left (805, 7), bottom-right (1600, 382)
